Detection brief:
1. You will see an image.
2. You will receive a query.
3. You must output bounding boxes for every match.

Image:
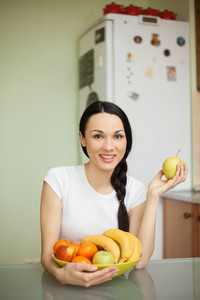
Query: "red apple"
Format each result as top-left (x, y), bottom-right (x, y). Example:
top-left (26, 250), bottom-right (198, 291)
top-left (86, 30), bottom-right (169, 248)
top-left (56, 245), bottom-right (76, 262)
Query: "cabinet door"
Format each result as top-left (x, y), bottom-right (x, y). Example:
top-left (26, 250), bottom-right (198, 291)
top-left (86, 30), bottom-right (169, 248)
top-left (164, 198), bottom-right (196, 258)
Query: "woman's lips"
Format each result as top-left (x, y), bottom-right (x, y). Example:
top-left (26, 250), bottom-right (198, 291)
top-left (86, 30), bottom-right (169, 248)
top-left (99, 154), bottom-right (116, 162)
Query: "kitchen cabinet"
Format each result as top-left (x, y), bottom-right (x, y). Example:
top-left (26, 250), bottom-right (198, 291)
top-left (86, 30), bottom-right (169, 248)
top-left (163, 195), bottom-right (200, 258)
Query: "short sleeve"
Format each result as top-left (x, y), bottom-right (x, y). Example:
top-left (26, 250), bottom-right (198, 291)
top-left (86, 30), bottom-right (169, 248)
top-left (125, 176), bottom-right (146, 211)
top-left (44, 167), bottom-right (66, 200)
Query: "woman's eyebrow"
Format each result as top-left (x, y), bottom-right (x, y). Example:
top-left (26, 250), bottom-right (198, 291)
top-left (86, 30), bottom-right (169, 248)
top-left (115, 130), bottom-right (125, 133)
top-left (91, 129), bottom-right (104, 133)
top-left (91, 129), bottom-right (125, 133)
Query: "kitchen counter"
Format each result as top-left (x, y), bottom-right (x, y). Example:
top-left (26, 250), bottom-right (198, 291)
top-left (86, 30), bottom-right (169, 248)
top-left (0, 258), bottom-right (200, 300)
top-left (162, 190), bottom-right (200, 204)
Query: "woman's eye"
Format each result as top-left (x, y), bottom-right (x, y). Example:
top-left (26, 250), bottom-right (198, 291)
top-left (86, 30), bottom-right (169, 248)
top-left (115, 135), bottom-right (123, 140)
top-left (94, 135), bottom-right (102, 139)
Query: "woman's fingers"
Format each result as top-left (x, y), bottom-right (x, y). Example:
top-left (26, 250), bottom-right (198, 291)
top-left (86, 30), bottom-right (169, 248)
top-left (80, 266), bottom-right (119, 287)
top-left (65, 263), bottom-right (119, 287)
top-left (81, 266), bottom-right (119, 287)
top-left (70, 262), bottom-right (98, 272)
top-left (156, 169), bottom-right (164, 180)
top-left (183, 163), bottom-right (188, 181)
top-left (169, 162), bottom-right (188, 187)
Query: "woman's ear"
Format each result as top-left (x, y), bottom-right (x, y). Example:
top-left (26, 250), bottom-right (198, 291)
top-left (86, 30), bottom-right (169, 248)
top-left (79, 132), bottom-right (86, 147)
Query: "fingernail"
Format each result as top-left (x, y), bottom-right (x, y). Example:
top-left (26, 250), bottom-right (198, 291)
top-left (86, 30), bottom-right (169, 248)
top-left (91, 265), bottom-right (98, 270)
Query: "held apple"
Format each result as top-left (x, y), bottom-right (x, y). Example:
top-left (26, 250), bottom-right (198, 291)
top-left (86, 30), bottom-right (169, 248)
top-left (92, 251), bottom-right (115, 265)
top-left (56, 245), bottom-right (76, 262)
top-left (162, 150), bottom-right (184, 179)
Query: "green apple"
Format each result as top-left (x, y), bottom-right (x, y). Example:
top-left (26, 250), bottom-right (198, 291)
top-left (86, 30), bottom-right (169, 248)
top-left (162, 151), bottom-right (184, 179)
top-left (92, 251), bottom-right (115, 265)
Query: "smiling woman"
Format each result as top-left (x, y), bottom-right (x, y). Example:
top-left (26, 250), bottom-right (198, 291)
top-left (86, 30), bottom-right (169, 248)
top-left (40, 100), bottom-right (188, 287)
top-left (88, 126), bottom-right (126, 163)
top-left (79, 101), bottom-right (132, 231)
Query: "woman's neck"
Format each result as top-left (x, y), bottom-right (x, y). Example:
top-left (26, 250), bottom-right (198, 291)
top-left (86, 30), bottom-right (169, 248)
top-left (84, 162), bottom-right (114, 195)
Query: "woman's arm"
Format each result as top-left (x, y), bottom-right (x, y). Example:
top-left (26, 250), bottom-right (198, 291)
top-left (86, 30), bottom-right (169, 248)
top-left (129, 162), bottom-right (188, 269)
top-left (40, 181), bottom-right (65, 279)
top-left (40, 182), bottom-right (119, 286)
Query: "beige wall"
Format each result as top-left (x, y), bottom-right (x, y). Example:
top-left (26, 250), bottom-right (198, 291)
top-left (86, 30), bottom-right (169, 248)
top-left (0, 0), bottom-right (195, 264)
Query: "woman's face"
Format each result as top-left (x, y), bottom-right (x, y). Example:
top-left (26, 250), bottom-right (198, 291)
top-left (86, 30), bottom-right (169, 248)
top-left (79, 113), bottom-right (127, 172)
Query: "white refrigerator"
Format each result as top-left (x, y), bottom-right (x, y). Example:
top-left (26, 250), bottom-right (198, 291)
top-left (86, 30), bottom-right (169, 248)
top-left (78, 13), bottom-right (192, 259)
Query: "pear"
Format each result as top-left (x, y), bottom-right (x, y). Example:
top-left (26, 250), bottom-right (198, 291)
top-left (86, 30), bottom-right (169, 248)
top-left (162, 150), bottom-right (184, 179)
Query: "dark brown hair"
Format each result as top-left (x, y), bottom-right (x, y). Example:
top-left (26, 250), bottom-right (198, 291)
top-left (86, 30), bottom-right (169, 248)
top-left (79, 101), bottom-right (132, 232)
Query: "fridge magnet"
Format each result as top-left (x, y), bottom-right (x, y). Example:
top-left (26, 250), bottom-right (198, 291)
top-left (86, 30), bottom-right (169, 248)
top-left (127, 53), bottom-right (132, 62)
top-left (95, 28), bottom-right (105, 44)
top-left (151, 33), bottom-right (161, 46)
top-left (128, 91), bottom-right (139, 100)
top-left (167, 66), bottom-right (176, 81)
top-left (127, 52), bottom-right (136, 63)
top-left (177, 37), bottom-right (186, 46)
top-left (126, 66), bottom-right (134, 84)
top-left (134, 36), bottom-right (142, 44)
top-left (164, 49), bottom-right (170, 57)
top-left (145, 67), bottom-right (153, 78)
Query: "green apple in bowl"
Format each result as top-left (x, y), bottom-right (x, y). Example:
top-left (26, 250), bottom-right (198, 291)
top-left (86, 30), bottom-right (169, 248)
top-left (92, 251), bottom-right (115, 265)
top-left (162, 150), bottom-right (184, 179)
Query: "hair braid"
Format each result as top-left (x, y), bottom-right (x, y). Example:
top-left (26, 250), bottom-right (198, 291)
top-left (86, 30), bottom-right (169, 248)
top-left (111, 159), bottom-right (129, 232)
top-left (79, 101), bottom-right (132, 232)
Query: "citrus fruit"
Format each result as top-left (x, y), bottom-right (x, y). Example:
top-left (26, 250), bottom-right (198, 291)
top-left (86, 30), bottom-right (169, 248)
top-left (78, 243), bottom-right (98, 260)
top-left (71, 256), bottom-right (92, 264)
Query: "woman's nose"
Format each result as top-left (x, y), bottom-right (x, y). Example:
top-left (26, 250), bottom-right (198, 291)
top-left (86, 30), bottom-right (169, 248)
top-left (102, 138), bottom-right (114, 150)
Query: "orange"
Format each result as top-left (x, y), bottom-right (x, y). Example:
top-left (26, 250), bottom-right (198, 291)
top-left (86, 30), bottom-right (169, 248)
top-left (53, 238), bottom-right (71, 254)
top-left (71, 256), bottom-right (92, 264)
top-left (77, 243), bottom-right (98, 260)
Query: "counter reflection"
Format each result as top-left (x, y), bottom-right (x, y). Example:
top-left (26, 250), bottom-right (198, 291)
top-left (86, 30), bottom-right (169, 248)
top-left (41, 267), bottom-right (156, 300)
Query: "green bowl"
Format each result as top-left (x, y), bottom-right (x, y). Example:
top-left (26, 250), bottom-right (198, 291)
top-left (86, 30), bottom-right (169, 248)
top-left (52, 254), bottom-right (142, 277)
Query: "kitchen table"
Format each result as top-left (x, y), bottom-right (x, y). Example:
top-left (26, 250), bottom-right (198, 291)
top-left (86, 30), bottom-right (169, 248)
top-left (0, 258), bottom-right (200, 300)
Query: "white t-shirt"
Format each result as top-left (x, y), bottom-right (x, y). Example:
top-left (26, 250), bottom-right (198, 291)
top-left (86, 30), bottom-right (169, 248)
top-left (44, 165), bottom-right (146, 243)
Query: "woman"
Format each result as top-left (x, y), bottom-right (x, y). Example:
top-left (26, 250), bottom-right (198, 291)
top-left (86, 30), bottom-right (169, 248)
top-left (40, 101), bottom-right (187, 287)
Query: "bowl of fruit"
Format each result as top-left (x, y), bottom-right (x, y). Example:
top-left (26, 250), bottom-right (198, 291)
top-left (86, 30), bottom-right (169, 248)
top-left (52, 229), bottom-right (142, 277)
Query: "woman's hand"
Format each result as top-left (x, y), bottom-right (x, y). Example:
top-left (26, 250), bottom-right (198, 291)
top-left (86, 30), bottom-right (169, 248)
top-left (147, 162), bottom-right (188, 199)
top-left (134, 162), bottom-right (188, 269)
top-left (56, 262), bottom-right (119, 287)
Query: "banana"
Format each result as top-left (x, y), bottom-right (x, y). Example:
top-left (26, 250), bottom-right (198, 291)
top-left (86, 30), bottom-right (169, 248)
top-left (81, 235), bottom-right (120, 264)
top-left (123, 232), bottom-right (142, 262)
top-left (102, 229), bottom-right (133, 263)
